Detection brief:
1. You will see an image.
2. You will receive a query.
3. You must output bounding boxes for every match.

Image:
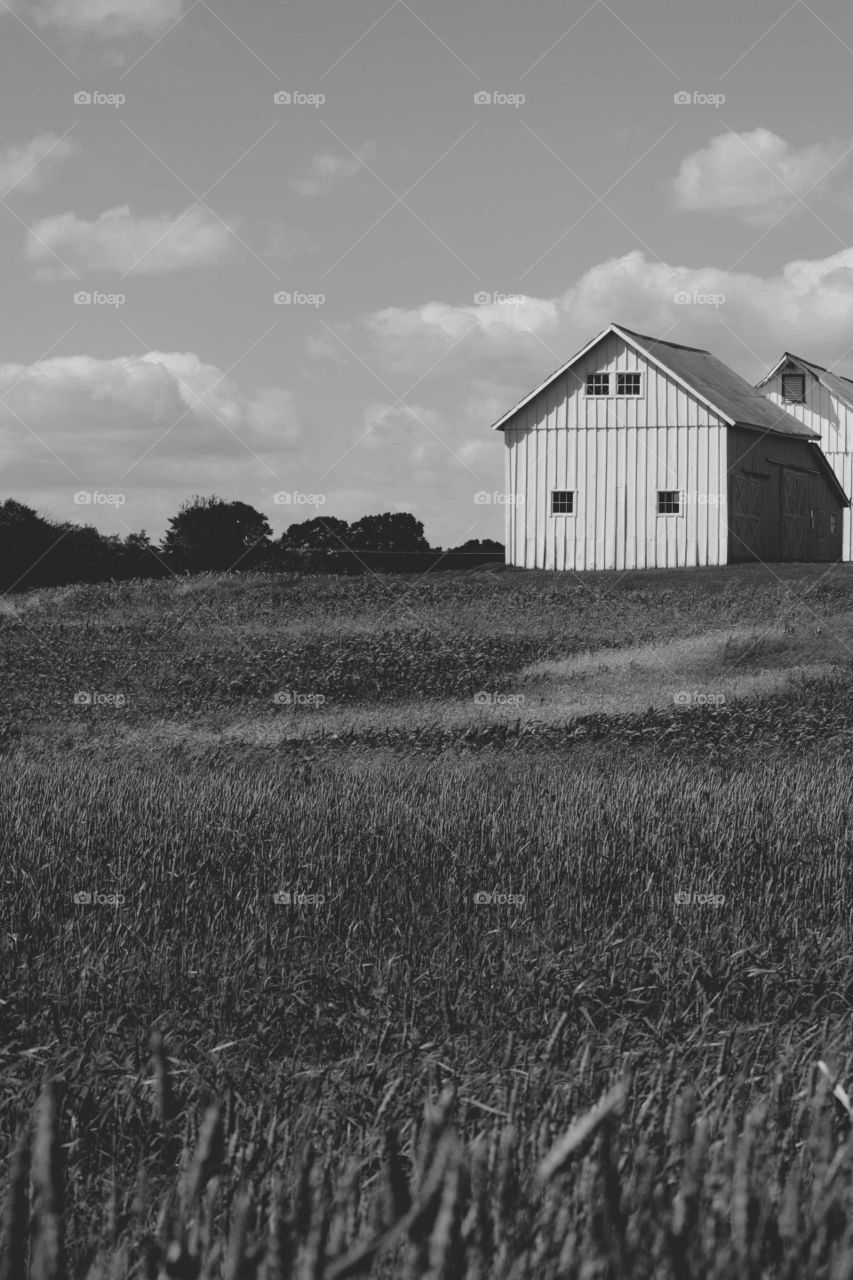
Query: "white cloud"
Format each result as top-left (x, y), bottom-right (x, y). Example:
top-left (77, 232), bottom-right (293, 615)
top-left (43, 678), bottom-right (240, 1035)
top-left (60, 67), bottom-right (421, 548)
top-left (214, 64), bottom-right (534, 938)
top-left (348, 248), bottom-right (853, 388)
top-left (0, 133), bottom-right (76, 197)
top-left (26, 205), bottom-right (238, 278)
top-left (0, 351), bottom-right (301, 484)
top-left (672, 128), bottom-right (851, 224)
top-left (5, 0), bottom-right (184, 37)
top-left (291, 143), bottom-right (376, 196)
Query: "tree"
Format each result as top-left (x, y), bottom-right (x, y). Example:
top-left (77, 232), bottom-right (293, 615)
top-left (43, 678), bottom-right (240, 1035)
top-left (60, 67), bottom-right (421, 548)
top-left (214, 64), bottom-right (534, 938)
top-left (161, 495), bottom-right (272, 572)
top-left (449, 538), bottom-right (504, 554)
top-left (279, 515), bottom-right (351, 552)
top-left (348, 512), bottom-right (430, 553)
top-left (0, 500), bottom-right (55, 588)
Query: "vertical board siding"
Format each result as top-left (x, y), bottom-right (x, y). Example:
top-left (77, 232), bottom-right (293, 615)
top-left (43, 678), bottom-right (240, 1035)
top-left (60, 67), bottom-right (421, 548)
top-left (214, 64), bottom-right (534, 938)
top-left (501, 333), bottom-right (728, 570)
top-left (763, 370), bottom-right (853, 560)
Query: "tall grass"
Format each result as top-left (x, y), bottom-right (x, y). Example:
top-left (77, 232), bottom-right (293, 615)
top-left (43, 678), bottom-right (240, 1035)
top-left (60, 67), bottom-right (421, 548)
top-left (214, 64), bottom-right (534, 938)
top-left (3, 750), bottom-right (853, 1274)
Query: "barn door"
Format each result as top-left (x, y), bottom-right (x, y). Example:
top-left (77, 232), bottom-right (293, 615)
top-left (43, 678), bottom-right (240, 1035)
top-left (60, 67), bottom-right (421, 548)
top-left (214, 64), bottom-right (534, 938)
top-left (781, 469), bottom-right (808, 559)
top-left (730, 473), bottom-right (764, 558)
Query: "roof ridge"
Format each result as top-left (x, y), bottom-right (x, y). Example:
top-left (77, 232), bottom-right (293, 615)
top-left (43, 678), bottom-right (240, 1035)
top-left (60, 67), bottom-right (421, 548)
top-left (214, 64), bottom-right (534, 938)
top-left (617, 325), bottom-right (711, 355)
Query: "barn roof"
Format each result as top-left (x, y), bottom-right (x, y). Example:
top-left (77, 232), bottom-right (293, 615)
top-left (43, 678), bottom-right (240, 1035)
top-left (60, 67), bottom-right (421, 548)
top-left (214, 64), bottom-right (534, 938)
top-left (756, 351), bottom-right (853, 410)
top-left (491, 322), bottom-right (820, 440)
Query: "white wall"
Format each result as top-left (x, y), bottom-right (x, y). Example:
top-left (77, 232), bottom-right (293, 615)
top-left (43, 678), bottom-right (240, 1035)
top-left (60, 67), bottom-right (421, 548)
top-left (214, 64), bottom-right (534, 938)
top-left (502, 332), bottom-right (729, 570)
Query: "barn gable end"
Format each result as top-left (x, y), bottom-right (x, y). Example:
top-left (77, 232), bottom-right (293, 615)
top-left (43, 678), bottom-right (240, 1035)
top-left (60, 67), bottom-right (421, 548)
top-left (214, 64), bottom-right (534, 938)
top-left (757, 352), bottom-right (853, 560)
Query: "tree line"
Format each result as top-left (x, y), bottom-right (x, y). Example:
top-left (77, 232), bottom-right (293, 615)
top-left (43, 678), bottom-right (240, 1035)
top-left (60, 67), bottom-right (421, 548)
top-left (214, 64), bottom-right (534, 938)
top-left (0, 494), bottom-right (504, 591)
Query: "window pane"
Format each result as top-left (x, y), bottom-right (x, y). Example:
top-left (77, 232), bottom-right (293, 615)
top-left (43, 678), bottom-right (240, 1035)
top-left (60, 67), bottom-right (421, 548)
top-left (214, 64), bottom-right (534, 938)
top-left (586, 373), bottom-right (610, 395)
top-left (617, 372), bottom-right (641, 395)
top-left (657, 490), bottom-right (680, 514)
top-left (551, 490), bottom-right (574, 514)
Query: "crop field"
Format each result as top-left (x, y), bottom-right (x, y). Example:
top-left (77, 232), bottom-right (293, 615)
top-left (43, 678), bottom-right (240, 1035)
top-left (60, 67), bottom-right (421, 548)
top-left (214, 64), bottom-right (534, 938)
top-left (4, 562), bottom-right (853, 1278)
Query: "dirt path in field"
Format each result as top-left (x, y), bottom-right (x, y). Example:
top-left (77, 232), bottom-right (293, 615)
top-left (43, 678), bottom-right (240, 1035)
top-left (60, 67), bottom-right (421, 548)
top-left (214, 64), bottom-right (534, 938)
top-left (111, 615), bottom-right (853, 750)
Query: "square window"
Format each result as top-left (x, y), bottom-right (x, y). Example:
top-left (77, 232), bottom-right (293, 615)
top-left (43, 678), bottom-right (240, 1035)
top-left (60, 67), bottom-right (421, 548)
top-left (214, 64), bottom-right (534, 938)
top-left (586, 372), bottom-right (610, 396)
top-left (782, 373), bottom-right (805, 403)
top-left (657, 490), bottom-right (681, 515)
top-left (551, 490), bottom-right (575, 515)
top-left (616, 372), bottom-right (642, 396)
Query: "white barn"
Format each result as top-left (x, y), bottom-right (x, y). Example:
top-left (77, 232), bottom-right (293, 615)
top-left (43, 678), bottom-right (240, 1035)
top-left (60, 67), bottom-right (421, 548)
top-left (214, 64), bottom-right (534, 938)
top-left (756, 352), bottom-right (853, 561)
top-left (492, 323), bottom-right (848, 571)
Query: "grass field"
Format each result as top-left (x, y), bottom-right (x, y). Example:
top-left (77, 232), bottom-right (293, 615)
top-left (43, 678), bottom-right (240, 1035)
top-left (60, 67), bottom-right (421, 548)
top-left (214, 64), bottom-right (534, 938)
top-left (4, 562), bottom-right (853, 1277)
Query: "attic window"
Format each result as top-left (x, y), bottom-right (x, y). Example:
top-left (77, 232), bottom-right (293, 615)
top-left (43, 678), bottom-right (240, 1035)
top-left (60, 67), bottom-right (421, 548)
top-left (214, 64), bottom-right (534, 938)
top-left (782, 373), bottom-right (805, 403)
top-left (551, 490), bottom-right (575, 515)
top-left (586, 372), bottom-right (610, 396)
top-left (616, 372), bottom-right (642, 396)
top-left (657, 490), bottom-right (681, 516)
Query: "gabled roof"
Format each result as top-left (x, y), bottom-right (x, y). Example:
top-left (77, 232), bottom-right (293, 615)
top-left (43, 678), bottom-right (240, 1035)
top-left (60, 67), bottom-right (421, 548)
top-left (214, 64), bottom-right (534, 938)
top-left (756, 351), bottom-right (853, 410)
top-left (491, 322), bottom-right (820, 439)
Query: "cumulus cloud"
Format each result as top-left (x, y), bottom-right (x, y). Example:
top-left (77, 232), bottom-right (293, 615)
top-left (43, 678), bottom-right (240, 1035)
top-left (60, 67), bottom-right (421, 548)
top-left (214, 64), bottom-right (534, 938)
top-left (291, 143), bottom-right (376, 196)
top-left (4, 0), bottom-right (184, 37)
top-left (672, 128), bottom-right (852, 224)
top-left (0, 351), bottom-right (301, 487)
top-left (347, 248), bottom-right (853, 390)
top-left (26, 205), bottom-right (238, 278)
top-left (0, 133), bottom-right (76, 197)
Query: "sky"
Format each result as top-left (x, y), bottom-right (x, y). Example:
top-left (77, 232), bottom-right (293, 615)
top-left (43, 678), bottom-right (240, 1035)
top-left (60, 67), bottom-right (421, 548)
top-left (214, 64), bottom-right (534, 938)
top-left (3, 0), bottom-right (853, 547)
